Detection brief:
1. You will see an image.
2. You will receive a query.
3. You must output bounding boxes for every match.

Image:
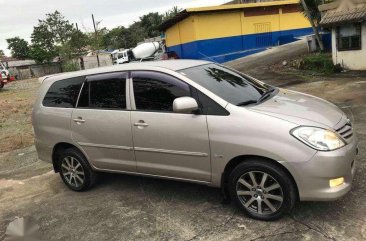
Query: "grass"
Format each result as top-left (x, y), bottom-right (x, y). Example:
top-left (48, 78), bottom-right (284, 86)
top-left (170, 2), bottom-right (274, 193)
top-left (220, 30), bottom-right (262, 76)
top-left (0, 79), bottom-right (40, 153)
top-left (299, 53), bottom-right (342, 74)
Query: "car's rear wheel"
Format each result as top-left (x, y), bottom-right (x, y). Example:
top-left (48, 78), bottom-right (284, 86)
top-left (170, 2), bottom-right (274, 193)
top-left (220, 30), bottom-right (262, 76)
top-left (58, 148), bottom-right (97, 191)
top-left (228, 159), bottom-right (296, 221)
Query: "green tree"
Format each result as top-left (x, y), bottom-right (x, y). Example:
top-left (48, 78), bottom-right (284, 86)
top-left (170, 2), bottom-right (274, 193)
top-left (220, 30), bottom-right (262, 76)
top-left (29, 46), bottom-right (55, 64)
top-left (299, 0), bottom-right (324, 50)
top-left (0, 49), bottom-right (5, 58)
top-left (87, 27), bottom-right (108, 53)
top-left (59, 30), bottom-right (89, 60)
top-left (139, 12), bottom-right (164, 38)
top-left (6, 37), bottom-right (30, 59)
top-left (30, 11), bottom-right (75, 63)
top-left (30, 22), bottom-right (58, 63)
top-left (164, 6), bottom-right (183, 20)
top-left (299, 0), bottom-right (322, 24)
top-left (40, 11), bottom-right (74, 45)
top-left (103, 26), bottom-right (129, 49)
top-left (104, 23), bottom-right (147, 49)
top-left (126, 22), bottom-right (148, 47)
top-left (99, 11), bottom-right (174, 50)
top-left (68, 30), bottom-right (89, 56)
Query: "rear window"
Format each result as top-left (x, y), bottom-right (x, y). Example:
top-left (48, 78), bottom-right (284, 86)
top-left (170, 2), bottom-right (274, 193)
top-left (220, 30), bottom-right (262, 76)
top-left (77, 72), bottom-right (127, 110)
top-left (43, 76), bottom-right (85, 108)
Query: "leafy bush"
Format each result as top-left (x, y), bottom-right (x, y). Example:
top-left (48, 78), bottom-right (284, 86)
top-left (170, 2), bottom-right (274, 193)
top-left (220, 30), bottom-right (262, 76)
top-left (299, 53), bottom-right (342, 74)
top-left (62, 61), bottom-right (80, 72)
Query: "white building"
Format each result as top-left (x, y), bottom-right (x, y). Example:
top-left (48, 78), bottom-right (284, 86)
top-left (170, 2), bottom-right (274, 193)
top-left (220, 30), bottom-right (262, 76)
top-left (319, 0), bottom-right (366, 70)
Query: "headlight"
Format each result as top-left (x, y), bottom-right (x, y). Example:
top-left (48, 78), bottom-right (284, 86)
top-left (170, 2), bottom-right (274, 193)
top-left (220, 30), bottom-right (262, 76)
top-left (291, 126), bottom-right (346, 151)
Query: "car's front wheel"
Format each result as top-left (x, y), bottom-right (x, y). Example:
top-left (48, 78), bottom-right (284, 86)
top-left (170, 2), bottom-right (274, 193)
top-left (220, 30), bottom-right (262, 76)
top-left (58, 148), bottom-right (97, 191)
top-left (228, 159), bottom-right (297, 221)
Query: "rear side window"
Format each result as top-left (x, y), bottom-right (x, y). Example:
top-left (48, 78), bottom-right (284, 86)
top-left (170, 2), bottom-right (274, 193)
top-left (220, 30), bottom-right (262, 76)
top-left (43, 76), bottom-right (85, 108)
top-left (78, 72), bottom-right (127, 110)
top-left (132, 71), bottom-right (191, 112)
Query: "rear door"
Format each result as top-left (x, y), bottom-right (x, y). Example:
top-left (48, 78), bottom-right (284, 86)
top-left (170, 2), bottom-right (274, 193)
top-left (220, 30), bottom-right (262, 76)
top-left (71, 72), bottom-right (135, 172)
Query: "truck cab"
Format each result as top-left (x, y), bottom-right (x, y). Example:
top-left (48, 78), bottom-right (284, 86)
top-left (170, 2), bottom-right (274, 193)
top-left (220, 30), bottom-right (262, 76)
top-left (112, 50), bottom-right (129, 65)
top-left (0, 62), bottom-right (10, 88)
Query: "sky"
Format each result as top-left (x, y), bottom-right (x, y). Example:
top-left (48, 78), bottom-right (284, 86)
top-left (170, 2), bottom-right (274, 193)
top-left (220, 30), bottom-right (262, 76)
top-left (0, 0), bottom-right (227, 56)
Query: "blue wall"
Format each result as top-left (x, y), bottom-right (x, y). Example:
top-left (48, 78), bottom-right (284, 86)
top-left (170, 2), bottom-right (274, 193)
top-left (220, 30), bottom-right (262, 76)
top-left (168, 27), bottom-right (313, 63)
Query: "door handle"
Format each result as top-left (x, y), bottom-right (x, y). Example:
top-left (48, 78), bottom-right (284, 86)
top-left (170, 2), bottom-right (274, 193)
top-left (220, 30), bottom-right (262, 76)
top-left (134, 121), bottom-right (148, 127)
top-left (73, 118), bottom-right (86, 124)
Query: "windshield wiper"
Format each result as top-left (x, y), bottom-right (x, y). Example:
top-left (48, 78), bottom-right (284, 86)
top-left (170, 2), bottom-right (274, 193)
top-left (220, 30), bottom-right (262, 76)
top-left (237, 87), bottom-right (276, 106)
top-left (257, 88), bottom-right (276, 103)
top-left (236, 100), bottom-right (258, 106)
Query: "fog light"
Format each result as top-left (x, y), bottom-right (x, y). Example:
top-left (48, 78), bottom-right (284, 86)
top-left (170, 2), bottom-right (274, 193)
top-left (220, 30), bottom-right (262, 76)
top-left (329, 177), bottom-right (344, 188)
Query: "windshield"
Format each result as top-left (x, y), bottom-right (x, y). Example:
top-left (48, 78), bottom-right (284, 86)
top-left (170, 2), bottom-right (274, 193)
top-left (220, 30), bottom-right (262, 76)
top-left (180, 64), bottom-right (272, 106)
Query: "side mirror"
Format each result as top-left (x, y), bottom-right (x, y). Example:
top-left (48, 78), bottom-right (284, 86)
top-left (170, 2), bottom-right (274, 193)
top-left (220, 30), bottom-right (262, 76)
top-left (173, 97), bottom-right (198, 114)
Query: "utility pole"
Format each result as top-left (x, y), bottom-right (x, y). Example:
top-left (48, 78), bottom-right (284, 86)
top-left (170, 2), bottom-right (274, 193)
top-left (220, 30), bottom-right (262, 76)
top-left (75, 23), bottom-right (79, 31)
top-left (92, 14), bottom-right (101, 67)
top-left (300, 0), bottom-right (324, 51)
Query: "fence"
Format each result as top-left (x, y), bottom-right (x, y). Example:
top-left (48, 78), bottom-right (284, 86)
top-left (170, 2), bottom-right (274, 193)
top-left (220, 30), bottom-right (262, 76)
top-left (7, 55), bottom-right (113, 80)
top-left (9, 63), bottom-right (62, 80)
top-left (80, 55), bottom-right (113, 70)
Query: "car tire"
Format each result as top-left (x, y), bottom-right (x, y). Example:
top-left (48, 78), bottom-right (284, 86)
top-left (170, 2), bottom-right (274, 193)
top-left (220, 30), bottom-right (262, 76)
top-left (58, 147), bottom-right (97, 192)
top-left (0, 83), bottom-right (3, 89)
top-left (228, 159), bottom-right (296, 221)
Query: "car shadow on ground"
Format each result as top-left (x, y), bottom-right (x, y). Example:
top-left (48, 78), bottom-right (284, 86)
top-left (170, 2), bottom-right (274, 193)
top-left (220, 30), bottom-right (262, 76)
top-left (94, 172), bottom-right (224, 203)
top-left (89, 171), bottom-right (353, 221)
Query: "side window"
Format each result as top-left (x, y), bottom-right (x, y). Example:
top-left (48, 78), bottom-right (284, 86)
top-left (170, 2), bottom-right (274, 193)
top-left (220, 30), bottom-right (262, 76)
top-left (337, 23), bottom-right (362, 51)
top-left (192, 88), bottom-right (229, 116)
top-left (43, 76), bottom-right (85, 108)
top-left (78, 72), bottom-right (127, 110)
top-left (132, 71), bottom-right (190, 112)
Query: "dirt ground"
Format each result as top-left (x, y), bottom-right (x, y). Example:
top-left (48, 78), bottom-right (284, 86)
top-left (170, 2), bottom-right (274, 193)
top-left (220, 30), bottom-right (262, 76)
top-left (0, 62), bottom-right (366, 240)
top-left (0, 79), bottom-right (39, 153)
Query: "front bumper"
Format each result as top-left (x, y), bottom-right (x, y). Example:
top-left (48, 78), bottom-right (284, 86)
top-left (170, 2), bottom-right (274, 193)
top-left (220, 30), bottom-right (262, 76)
top-left (284, 135), bottom-right (359, 201)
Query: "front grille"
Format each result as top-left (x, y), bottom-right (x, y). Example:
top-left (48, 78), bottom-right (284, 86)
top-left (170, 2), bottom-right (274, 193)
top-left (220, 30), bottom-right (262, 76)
top-left (336, 122), bottom-right (353, 140)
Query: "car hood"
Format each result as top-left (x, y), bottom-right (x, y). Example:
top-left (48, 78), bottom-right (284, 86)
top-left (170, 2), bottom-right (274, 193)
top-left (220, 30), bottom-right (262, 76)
top-left (250, 89), bottom-right (344, 128)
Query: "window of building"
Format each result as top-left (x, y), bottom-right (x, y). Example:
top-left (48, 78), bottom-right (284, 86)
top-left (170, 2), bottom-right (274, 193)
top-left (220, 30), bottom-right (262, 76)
top-left (337, 23), bottom-right (362, 51)
top-left (78, 73), bottom-right (127, 110)
top-left (43, 76), bottom-right (85, 108)
top-left (132, 71), bottom-right (191, 112)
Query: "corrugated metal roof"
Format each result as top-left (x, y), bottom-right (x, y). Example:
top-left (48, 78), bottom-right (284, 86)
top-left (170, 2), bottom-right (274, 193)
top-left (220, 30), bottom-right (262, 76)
top-left (186, 0), bottom-right (299, 12)
top-left (159, 0), bottom-right (300, 31)
top-left (320, 7), bottom-right (366, 26)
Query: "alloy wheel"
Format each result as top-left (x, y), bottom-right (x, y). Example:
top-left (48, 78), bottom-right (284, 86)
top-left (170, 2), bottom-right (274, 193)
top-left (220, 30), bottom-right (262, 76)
top-left (236, 171), bottom-right (284, 215)
top-left (61, 156), bottom-right (85, 188)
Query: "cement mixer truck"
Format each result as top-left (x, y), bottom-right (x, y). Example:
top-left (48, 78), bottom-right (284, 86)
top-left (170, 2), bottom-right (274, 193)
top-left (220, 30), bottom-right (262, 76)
top-left (112, 42), bottom-right (161, 65)
top-left (0, 62), bottom-right (10, 89)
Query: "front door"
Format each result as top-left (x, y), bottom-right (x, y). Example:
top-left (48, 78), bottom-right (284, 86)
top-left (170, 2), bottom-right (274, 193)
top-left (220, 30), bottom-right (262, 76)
top-left (71, 72), bottom-right (135, 172)
top-left (130, 71), bottom-right (211, 182)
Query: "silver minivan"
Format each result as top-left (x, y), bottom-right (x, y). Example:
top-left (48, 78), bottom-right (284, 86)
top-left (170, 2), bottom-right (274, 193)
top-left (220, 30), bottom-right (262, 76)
top-left (32, 60), bottom-right (358, 220)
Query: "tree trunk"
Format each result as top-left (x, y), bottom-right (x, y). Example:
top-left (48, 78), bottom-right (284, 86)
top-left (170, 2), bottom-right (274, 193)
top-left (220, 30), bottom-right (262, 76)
top-left (300, 0), bottom-right (324, 51)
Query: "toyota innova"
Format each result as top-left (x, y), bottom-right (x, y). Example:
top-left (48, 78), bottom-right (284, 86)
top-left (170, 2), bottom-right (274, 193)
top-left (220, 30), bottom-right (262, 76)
top-left (32, 60), bottom-right (358, 220)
